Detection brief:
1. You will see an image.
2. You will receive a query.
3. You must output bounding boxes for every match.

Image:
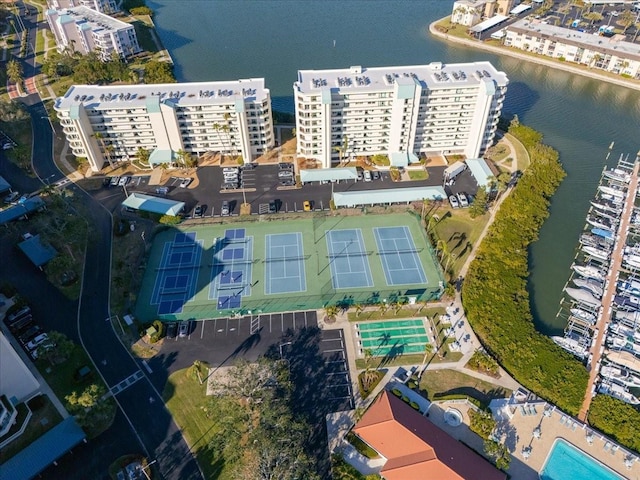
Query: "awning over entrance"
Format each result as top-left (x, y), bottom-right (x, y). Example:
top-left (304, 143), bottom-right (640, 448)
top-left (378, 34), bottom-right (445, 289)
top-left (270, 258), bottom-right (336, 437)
top-left (122, 192), bottom-right (185, 216)
top-left (333, 186), bottom-right (446, 208)
top-left (300, 167), bottom-right (358, 183)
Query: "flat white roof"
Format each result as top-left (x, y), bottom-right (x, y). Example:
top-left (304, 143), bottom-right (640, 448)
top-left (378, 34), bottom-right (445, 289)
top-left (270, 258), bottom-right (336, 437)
top-left (470, 15), bottom-right (509, 33)
top-left (510, 4), bottom-right (532, 14)
top-left (300, 168), bottom-right (357, 182)
top-left (295, 61), bottom-right (508, 94)
top-left (54, 5), bottom-right (130, 31)
top-left (507, 19), bottom-right (640, 61)
top-left (333, 187), bottom-right (446, 208)
top-left (55, 79), bottom-right (269, 110)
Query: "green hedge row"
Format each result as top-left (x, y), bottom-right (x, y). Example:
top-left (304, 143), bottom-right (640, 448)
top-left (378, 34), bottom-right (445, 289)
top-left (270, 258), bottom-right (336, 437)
top-left (462, 122), bottom-right (588, 415)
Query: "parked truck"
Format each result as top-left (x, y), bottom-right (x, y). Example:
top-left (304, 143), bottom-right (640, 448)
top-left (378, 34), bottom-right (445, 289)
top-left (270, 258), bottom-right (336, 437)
top-left (443, 161), bottom-right (467, 183)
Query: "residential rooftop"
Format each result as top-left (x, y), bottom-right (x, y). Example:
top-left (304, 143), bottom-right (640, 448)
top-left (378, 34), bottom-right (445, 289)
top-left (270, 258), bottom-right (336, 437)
top-left (508, 18), bottom-right (640, 62)
top-left (49, 5), bottom-right (129, 31)
top-left (54, 79), bottom-right (269, 110)
top-left (295, 61), bottom-right (508, 94)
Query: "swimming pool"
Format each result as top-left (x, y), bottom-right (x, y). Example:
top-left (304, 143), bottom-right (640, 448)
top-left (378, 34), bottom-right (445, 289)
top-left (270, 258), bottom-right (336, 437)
top-left (540, 439), bottom-right (624, 480)
top-left (357, 319), bottom-right (429, 356)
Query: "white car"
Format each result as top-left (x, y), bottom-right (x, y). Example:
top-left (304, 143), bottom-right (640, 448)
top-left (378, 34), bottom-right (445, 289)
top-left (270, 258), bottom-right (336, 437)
top-left (118, 176), bottom-right (131, 186)
top-left (223, 167), bottom-right (238, 174)
top-left (179, 178), bottom-right (192, 188)
top-left (457, 192), bottom-right (469, 208)
top-left (26, 333), bottom-right (49, 351)
top-left (363, 170), bottom-right (372, 182)
top-left (449, 195), bottom-right (460, 209)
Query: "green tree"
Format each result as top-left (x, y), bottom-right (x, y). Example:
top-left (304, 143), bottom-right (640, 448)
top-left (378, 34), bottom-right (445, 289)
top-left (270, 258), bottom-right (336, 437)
top-left (136, 147), bottom-right (151, 166)
top-left (469, 188), bottom-right (488, 218)
top-left (143, 60), bottom-right (176, 83)
top-left (65, 384), bottom-right (114, 429)
top-left (0, 99), bottom-right (29, 122)
top-left (35, 331), bottom-right (75, 364)
top-left (618, 10), bottom-right (635, 32)
top-left (325, 304), bottom-right (339, 321)
top-left (360, 348), bottom-right (379, 391)
top-left (469, 409), bottom-right (496, 439)
top-left (7, 59), bottom-right (23, 85)
top-left (484, 439), bottom-right (511, 471)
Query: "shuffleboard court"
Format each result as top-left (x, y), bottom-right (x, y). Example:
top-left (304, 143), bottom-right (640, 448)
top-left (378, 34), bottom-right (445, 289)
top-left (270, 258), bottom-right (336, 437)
top-left (326, 229), bottom-right (374, 289)
top-left (374, 226), bottom-right (427, 286)
top-left (356, 319), bottom-right (429, 356)
top-left (264, 233), bottom-right (307, 294)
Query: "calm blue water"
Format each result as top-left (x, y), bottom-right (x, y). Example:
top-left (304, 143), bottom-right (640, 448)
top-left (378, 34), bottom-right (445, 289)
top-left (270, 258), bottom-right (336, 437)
top-left (540, 439), bottom-right (623, 480)
top-left (148, 0), bottom-right (640, 333)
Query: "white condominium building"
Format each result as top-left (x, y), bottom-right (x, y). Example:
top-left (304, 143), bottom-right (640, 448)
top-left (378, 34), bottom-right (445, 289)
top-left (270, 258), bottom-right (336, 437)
top-left (46, 6), bottom-right (139, 61)
top-left (46, 0), bottom-right (119, 14)
top-left (54, 80), bottom-right (274, 172)
top-left (505, 19), bottom-right (640, 79)
top-left (293, 62), bottom-right (508, 168)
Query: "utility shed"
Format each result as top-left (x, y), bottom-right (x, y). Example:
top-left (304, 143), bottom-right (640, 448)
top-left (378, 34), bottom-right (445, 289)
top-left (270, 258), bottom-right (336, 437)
top-left (122, 192), bottom-right (185, 216)
top-left (18, 234), bottom-right (57, 268)
top-left (466, 158), bottom-right (494, 189)
top-left (300, 168), bottom-right (358, 183)
top-left (333, 187), bottom-right (446, 208)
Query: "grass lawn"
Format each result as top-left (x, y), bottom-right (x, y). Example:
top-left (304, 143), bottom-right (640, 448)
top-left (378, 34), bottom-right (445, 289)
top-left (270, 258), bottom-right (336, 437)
top-left (355, 350), bottom-right (462, 369)
top-left (130, 19), bottom-right (159, 53)
top-left (505, 132), bottom-right (530, 171)
top-left (418, 369), bottom-right (511, 408)
top-left (429, 208), bottom-right (489, 279)
top-left (408, 170), bottom-right (428, 180)
top-left (163, 368), bottom-right (228, 480)
top-left (0, 395), bottom-right (63, 463)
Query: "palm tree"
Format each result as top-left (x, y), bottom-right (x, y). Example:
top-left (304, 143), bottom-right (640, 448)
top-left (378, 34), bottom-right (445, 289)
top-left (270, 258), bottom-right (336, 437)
top-left (191, 360), bottom-right (204, 384)
top-left (361, 348), bottom-right (379, 391)
top-left (332, 136), bottom-right (349, 165)
top-left (619, 10), bottom-right (635, 33)
top-left (378, 302), bottom-right (389, 317)
top-left (7, 59), bottom-right (23, 86)
top-left (325, 305), bottom-right (339, 323)
top-left (136, 147), bottom-right (150, 167)
top-left (354, 304), bottom-right (364, 317)
top-left (418, 343), bottom-right (434, 379)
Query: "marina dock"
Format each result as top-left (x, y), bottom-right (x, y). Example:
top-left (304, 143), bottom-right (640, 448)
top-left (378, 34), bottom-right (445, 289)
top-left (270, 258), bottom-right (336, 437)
top-left (578, 161), bottom-right (640, 422)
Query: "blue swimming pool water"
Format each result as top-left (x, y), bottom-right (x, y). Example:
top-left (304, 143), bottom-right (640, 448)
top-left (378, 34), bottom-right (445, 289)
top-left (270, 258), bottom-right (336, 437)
top-left (540, 439), bottom-right (623, 480)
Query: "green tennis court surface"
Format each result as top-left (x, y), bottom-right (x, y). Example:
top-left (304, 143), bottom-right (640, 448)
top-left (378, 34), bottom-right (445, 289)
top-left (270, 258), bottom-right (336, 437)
top-left (356, 319), bottom-right (429, 356)
top-left (135, 213), bottom-right (444, 321)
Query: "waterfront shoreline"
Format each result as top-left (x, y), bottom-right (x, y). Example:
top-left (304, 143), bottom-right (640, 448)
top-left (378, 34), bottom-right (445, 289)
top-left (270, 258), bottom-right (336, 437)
top-left (428, 18), bottom-right (640, 93)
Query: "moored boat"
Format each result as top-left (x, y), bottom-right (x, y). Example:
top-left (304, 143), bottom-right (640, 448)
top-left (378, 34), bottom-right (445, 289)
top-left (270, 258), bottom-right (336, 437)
top-left (598, 185), bottom-right (625, 198)
top-left (573, 278), bottom-right (603, 298)
top-left (603, 168), bottom-right (631, 183)
top-left (570, 307), bottom-right (597, 324)
top-left (582, 245), bottom-right (610, 261)
top-left (552, 335), bottom-right (589, 359)
top-left (598, 381), bottom-right (640, 405)
top-left (572, 264), bottom-right (606, 281)
top-left (565, 287), bottom-right (601, 306)
top-left (591, 228), bottom-right (613, 240)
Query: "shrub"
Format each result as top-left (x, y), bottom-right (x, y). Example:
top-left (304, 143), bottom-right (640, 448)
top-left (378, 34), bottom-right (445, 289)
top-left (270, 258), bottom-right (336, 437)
top-left (391, 388), bottom-right (402, 397)
top-left (159, 214), bottom-right (181, 225)
top-left (346, 432), bottom-right (379, 459)
top-left (410, 401), bottom-right (420, 411)
top-left (130, 6), bottom-right (153, 15)
top-left (402, 395), bottom-right (409, 402)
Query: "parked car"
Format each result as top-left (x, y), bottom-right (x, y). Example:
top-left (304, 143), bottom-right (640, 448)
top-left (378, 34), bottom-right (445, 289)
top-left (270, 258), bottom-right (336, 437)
top-left (166, 322), bottom-right (178, 339)
top-left (449, 195), bottom-right (460, 209)
top-left (155, 186), bottom-right (169, 196)
top-left (221, 200), bottom-right (230, 216)
top-left (178, 321), bottom-right (190, 337)
top-left (194, 205), bottom-right (204, 217)
top-left (6, 306), bottom-right (31, 325)
top-left (303, 200), bottom-right (312, 212)
top-left (280, 179), bottom-right (295, 186)
top-left (223, 167), bottom-right (238, 174)
top-left (221, 183), bottom-right (238, 190)
top-left (357, 169), bottom-right (364, 181)
top-left (118, 176), bottom-right (131, 186)
top-left (457, 192), bottom-right (469, 208)
top-left (19, 326), bottom-right (43, 344)
top-left (179, 178), bottom-right (192, 188)
top-left (372, 170), bottom-right (381, 180)
top-left (278, 170), bottom-right (293, 178)
top-left (268, 201), bottom-right (277, 214)
top-left (3, 191), bottom-right (20, 204)
top-left (8, 315), bottom-right (33, 333)
top-left (26, 333), bottom-right (49, 351)
top-left (364, 170), bottom-right (372, 182)
top-left (241, 162), bottom-right (256, 170)
top-left (279, 162), bottom-right (294, 170)
top-left (109, 176), bottom-right (120, 187)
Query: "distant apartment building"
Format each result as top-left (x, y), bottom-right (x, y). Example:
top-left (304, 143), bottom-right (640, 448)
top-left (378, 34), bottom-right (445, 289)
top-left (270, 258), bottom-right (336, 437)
top-left (54, 80), bottom-right (274, 172)
top-left (451, 0), bottom-right (515, 26)
top-left (46, 6), bottom-right (139, 61)
top-left (46, 0), bottom-right (119, 14)
top-left (505, 19), bottom-right (640, 79)
top-left (293, 62), bottom-right (508, 168)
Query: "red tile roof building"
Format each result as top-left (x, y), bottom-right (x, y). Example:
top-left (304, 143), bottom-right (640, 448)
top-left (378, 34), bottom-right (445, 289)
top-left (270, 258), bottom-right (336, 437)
top-left (353, 391), bottom-right (507, 480)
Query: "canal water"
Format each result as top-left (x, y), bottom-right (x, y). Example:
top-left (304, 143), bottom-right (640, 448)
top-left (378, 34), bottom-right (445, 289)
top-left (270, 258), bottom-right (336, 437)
top-left (148, 0), bottom-right (640, 333)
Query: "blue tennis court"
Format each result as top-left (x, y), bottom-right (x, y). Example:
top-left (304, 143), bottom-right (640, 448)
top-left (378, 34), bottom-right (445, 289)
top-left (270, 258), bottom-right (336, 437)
top-left (152, 231), bottom-right (202, 315)
top-left (326, 229), bottom-right (374, 289)
top-left (209, 229), bottom-right (254, 310)
top-left (265, 233), bottom-right (307, 294)
top-left (374, 226), bottom-right (427, 286)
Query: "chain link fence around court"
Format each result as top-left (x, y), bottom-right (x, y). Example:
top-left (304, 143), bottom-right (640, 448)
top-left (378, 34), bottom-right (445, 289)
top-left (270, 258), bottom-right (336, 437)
top-left (152, 208), bottom-right (447, 321)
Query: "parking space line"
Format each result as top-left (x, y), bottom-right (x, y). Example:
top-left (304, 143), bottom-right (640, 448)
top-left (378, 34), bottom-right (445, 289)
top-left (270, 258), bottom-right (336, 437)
top-left (323, 348), bottom-right (345, 353)
top-left (281, 313), bottom-right (284, 332)
top-left (200, 321), bottom-right (205, 339)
